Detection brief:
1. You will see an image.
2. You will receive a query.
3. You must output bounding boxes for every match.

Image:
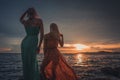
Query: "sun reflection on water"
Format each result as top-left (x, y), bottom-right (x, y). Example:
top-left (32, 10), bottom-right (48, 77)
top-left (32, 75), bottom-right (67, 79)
top-left (75, 54), bottom-right (89, 67)
top-left (76, 54), bottom-right (83, 64)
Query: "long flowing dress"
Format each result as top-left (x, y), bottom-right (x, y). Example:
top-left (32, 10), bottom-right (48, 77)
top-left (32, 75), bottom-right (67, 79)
top-left (41, 33), bottom-right (77, 80)
top-left (21, 26), bottom-right (40, 80)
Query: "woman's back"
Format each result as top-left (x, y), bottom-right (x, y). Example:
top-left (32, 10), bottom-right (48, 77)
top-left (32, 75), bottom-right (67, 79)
top-left (24, 26), bottom-right (40, 36)
top-left (41, 33), bottom-right (77, 80)
top-left (44, 33), bottom-right (59, 49)
top-left (20, 8), bottom-right (44, 80)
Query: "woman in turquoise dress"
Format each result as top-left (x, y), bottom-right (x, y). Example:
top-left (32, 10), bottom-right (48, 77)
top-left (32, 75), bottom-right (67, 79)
top-left (20, 8), bottom-right (44, 80)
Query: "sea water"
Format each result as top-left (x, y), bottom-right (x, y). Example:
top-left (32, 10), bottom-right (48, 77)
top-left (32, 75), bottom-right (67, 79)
top-left (0, 53), bottom-right (120, 80)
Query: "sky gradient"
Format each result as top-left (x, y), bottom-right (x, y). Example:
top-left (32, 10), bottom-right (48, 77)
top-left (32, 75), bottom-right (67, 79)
top-left (0, 0), bottom-right (120, 53)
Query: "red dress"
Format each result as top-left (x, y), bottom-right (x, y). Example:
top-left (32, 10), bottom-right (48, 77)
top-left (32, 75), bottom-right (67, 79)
top-left (41, 33), bottom-right (77, 80)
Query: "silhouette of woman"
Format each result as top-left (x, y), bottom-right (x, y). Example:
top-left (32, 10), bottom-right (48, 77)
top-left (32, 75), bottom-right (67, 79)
top-left (20, 8), bottom-right (44, 80)
top-left (40, 23), bottom-right (77, 80)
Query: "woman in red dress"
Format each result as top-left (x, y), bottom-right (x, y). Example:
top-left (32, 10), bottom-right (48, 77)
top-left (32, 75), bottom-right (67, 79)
top-left (40, 23), bottom-right (77, 80)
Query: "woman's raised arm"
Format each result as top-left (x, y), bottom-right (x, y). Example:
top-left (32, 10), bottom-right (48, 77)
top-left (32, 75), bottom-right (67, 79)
top-left (59, 34), bottom-right (64, 47)
top-left (20, 10), bottom-right (28, 24)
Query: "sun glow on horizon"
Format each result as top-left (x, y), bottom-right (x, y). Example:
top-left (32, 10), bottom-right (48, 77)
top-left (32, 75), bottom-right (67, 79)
top-left (60, 43), bottom-right (120, 53)
top-left (59, 43), bottom-right (90, 53)
top-left (74, 44), bottom-right (89, 51)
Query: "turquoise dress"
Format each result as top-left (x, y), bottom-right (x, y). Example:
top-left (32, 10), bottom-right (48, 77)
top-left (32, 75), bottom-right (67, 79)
top-left (21, 26), bottom-right (40, 80)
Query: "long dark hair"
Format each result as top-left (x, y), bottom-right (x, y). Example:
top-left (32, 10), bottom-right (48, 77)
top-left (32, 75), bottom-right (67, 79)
top-left (50, 23), bottom-right (60, 40)
top-left (27, 8), bottom-right (39, 18)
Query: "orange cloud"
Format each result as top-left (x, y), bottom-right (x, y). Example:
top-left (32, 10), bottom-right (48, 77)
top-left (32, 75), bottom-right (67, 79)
top-left (58, 43), bottom-right (120, 53)
top-left (87, 43), bottom-right (120, 52)
top-left (0, 48), bottom-right (12, 52)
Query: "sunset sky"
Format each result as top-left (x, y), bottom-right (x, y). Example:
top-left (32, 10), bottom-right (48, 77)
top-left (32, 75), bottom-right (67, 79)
top-left (0, 0), bottom-right (120, 53)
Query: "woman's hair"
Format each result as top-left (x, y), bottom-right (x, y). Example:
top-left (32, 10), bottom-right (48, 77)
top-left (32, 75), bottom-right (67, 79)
top-left (50, 23), bottom-right (60, 40)
top-left (27, 8), bottom-right (39, 18)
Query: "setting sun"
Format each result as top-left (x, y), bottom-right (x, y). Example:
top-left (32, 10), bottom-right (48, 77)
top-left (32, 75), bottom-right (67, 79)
top-left (74, 44), bottom-right (89, 50)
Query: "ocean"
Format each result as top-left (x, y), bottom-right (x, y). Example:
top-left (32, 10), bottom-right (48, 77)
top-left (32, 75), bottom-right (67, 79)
top-left (0, 53), bottom-right (120, 80)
